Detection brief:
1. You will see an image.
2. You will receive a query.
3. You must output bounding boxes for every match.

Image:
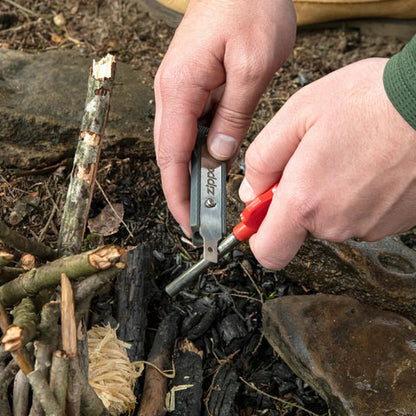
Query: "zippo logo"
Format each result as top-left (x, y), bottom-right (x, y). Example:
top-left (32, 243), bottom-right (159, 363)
top-left (206, 168), bottom-right (217, 196)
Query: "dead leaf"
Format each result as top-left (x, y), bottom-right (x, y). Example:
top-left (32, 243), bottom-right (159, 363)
top-left (88, 203), bottom-right (124, 236)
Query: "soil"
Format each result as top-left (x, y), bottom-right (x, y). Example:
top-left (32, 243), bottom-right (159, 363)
top-left (0, 1), bottom-right (410, 415)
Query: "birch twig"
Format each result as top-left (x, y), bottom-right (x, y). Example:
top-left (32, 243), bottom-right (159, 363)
top-left (58, 54), bottom-right (116, 257)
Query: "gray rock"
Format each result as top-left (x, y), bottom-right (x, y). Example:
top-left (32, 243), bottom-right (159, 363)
top-left (263, 294), bottom-right (416, 416)
top-left (284, 236), bottom-right (416, 322)
top-left (0, 49), bottom-right (155, 169)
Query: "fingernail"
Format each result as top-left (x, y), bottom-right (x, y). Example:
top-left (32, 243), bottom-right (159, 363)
top-left (239, 177), bottom-right (255, 202)
top-left (209, 134), bottom-right (238, 160)
top-left (180, 224), bottom-right (192, 239)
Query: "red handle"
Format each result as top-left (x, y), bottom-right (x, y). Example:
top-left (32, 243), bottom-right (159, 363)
top-left (232, 183), bottom-right (279, 242)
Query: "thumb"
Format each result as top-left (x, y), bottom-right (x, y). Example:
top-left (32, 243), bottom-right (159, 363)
top-left (239, 100), bottom-right (304, 202)
top-left (206, 67), bottom-right (273, 162)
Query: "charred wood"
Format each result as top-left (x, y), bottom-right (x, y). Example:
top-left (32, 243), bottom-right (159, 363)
top-left (169, 339), bottom-right (203, 416)
top-left (115, 245), bottom-right (155, 362)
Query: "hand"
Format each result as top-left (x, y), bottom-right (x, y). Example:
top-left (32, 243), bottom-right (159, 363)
top-left (154, 0), bottom-right (296, 234)
top-left (239, 58), bottom-right (416, 269)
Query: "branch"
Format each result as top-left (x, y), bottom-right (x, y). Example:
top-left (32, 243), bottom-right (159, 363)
top-left (49, 351), bottom-right (68, 412)
top-left (2, 297), bottom-right (37, 352)
top-left (0, 250), bottom-right (14, 267)
top-left (0, 245), bottom-right (126, 307)
top-left (58, 54), bottom-right (116, 257)
top-left (0, 221), bottom-right (57, 261)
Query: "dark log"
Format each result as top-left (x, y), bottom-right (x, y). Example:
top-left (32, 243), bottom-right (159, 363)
top-left (115, 245), bottom-right (155, 362)
top-left (205, 363), bottom-right (240, 416)
top-left (169, 339), bottom-right (203, 416)
top-left (138, 312), bottom-right (180, 416)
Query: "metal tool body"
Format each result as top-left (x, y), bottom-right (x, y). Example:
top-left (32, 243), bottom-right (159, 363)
top-left (166, 183), bottom-right (279, 296)
top-left (190, 126), bottom-right (226, 263)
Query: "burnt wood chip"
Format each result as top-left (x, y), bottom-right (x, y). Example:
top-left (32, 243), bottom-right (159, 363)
top-left (207, 363), bottom-right (240, 416)
top-left (217, 314), bottom-right (247, 345)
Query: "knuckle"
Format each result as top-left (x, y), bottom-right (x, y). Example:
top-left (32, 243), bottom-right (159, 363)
top-left (155, 61), bottom-right (193, 92)
top-left (285, 191), bottom-right (318, 229)
top-left (215, 104), bottom-right (252, 130)
top-left (245, 137), bottom-right (279, 177)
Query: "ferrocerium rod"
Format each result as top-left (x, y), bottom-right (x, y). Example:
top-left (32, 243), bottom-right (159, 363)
top-left (165, 233), bottom-right (239, 297)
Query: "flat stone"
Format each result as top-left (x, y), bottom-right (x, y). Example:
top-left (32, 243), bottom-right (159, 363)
top-left (284, 236), bottom-right (416, 322)
top-left (262, 294), bottom-right (416, 416)
top-left (0, 49), bottom-right (155, 169)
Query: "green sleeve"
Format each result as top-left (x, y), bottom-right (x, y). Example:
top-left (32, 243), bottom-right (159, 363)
top-left (383, 35), bottom-right (416, 130)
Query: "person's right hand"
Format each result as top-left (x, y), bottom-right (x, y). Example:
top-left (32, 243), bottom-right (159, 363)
top-left (154, 0), bottom-right (296, 235)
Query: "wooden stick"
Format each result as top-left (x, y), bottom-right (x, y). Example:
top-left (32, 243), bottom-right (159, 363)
top-left (138, 312), bottom-right (180, 416)
top-left (61, 273), bottom-right (81, 415)
top-left (13, 369), bottom-right (30, 416)
top-left (0, 359), bottom-right (18, 416)
top-left (0, 266), bottom-right (23, 283)
top-left (2, 297), bottom-right (37, 352)
top-left (0, 221), bottom-right (57, 261)
top-left (27, 370), bottom-right (64, 416)
top-left (29, 302), bottom-right (60, 416)
top-left (0, 245), bottom-right (125, 307)
top-left (49, 351), bottom-right (68, 413)
top-left (61, 273), bottom-right (77, 358)
top-left (0, 250), bottom-right (14, 267)
top-left (58, 54), bottom-right (116, 257)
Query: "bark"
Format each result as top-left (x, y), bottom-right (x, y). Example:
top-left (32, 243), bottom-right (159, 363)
top-left (29, 302), bottom-right (60, 416)
top-left (0, 221), bottom-right (57, 261)
top-left (13, 369), bottom-right (30, 416)
top-left (205, 364), bottom-right (240, 416)
top-left (138, 312), bottom-right (180, 416)
top-left (0, 245), bottom-right (125, 307)
top-left (49, 351), bottom-right (68, 413)
top-left (74, 267), bottom-right (122, 305)
top-left (115, 245), bottom-right (155, 362)
top-left (2, 297), bottom-right (37, 352)
top-left (71, 355), bottom-right (110, 416)
top-left (58, 54), bottom-right (116, 257)
top-left (27, 370), bottom-right (64, 416)
top-left (169, 339), bottom-right (203, 416)
top-left (0, 359), bottom-right (18, 416)
top-left (0, 266), bottom-right (23, 283)
top-left (0, 250), bottom-right (14, 267)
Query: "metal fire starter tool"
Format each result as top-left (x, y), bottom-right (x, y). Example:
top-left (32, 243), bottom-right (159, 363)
top-left (166, 176), bottom-right (280, 296)
top-left (190, 125), bottom-right (226, 263)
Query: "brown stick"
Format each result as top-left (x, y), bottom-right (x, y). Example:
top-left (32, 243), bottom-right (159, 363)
top-left (0, 250), bottom-right (14, 267)
top-left (0, 221), bottom-right (57, 261)
top-left (138, 312), bottom-right (180, 416)
top-left (61, 273), bottom-right (81, 416)
top-left (58, 54), bottom-right (116, 257)
top-left (0, 300), bottom-right (33, 375)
